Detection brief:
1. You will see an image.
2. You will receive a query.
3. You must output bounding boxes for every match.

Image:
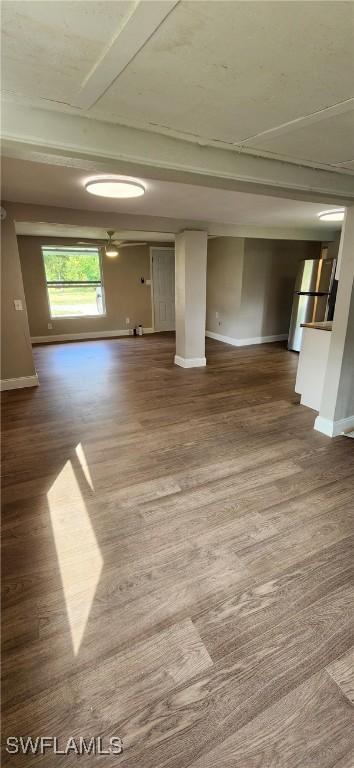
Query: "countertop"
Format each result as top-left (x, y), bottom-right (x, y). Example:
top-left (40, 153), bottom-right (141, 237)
top-left (300, 321), bottom-right (332, 332)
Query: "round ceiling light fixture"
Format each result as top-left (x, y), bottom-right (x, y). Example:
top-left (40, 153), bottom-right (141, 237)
top-left (318, 208), bottom-right (345, 222)
top-left (85, 177), bottom-right (146, 199)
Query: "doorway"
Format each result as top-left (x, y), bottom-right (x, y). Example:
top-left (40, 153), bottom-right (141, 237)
top-left (151, 247), bottom-right (175, 331)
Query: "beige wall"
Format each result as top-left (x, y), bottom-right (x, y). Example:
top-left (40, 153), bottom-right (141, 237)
top-left (239, 238), bottom-right (321, 339)
top-left (207, 237), bottom-right (321, 341)
top-left (206, 237), bottom-right (244, 339)
top-left (326, 235), bottom-right (341, 261)
top-left (18, 236), bottom-right (171, 338)
top-left (1, 216), bottom-right (36, 382)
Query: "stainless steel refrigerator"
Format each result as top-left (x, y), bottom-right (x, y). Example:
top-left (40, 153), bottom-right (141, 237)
top-left (288, 258), bottom-right (336, 352)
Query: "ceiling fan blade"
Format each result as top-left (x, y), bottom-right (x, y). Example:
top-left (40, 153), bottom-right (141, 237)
top-left (76, 240), bottom-right (105, 246)
top-left (74, 238), bottom-right (147, 249)
top-left (117, 242), bottom-right (148, 248)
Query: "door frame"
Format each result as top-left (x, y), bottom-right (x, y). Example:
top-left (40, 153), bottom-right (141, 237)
top-left (150, 246), bottom-right (175, 332)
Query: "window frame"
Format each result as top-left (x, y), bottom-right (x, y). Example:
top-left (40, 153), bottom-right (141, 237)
top-left (41, 246), bottom-right (106, 320)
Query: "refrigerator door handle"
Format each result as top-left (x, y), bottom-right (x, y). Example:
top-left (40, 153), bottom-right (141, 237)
top-left (295, 291), bottom-right (329, 296)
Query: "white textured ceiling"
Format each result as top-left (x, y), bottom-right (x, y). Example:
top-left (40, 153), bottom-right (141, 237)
top-left (244, 110), bottom-right (354, 167)
top-left (2, 157), bottom-right (342, 235)
top-left (1, 1), bottom-right (134, 103)
top-left (1, 0), bottom-right (353, 173)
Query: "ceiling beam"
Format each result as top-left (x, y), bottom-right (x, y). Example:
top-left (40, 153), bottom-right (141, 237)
top-left (2, 103), bottom-right (354, 206)
top-left (4, 202), bottom-right (338, 242)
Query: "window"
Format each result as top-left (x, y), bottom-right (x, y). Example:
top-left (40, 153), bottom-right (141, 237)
top-left (42, 247), bottom-right (105, 318)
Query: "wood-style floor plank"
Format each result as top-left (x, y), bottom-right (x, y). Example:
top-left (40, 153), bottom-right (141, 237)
top-left (2, 334), bottom-right (354, 767)
top-left (4, 619), bottom-right (212, 742)
top-left (332, 749), bottom-right (354, 768)
top-left (194, 536), bottom-right (354, 660)
top-left (327, 647), bottom-right (354, 704)
top-left (188, 670), bottom-right (354, 768)
top-left (102, 582), bottom-right (354, 768)
top-left (236, 503), bottom-right (354, 580)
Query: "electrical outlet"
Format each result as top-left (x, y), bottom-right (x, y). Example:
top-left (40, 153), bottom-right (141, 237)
top-left (125, 317), bottom-right (130, 325)
top-left (48, 323), bottom-right (53, 330)
top-left (146, 279), bottom-right (152, 286)
top-left (215, 311), bottom-right (219, 319)
top-left (14, 299), bottom-right (23, 311)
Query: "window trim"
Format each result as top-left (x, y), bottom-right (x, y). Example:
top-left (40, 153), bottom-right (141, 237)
top-left (41, 246), bottom-right (106, 319)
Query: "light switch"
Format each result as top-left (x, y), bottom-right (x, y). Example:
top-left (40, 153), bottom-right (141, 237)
top-left (14, 299), bottom-right (23, 311)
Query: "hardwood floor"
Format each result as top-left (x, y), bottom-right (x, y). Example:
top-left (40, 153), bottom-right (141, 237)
top-left (2, 333), bottom-right (354, 767)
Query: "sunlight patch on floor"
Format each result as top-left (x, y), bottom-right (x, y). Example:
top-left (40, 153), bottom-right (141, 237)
top-left (75, 441), bottom-right (94, 490)
top-left (47, 457), bottom-right (102, 655)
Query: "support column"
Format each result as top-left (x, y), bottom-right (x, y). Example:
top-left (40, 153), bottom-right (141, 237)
top-left (174, 230), bottom-right (208, 368)
top-left (314, 206), bottom-right (354, 437)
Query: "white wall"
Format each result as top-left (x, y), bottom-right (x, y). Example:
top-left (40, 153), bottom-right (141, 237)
top-left (335, 282), bottom-right (354, 421)
top-left (315, 207), bottom-right (354, 435)
top-left (175, 230), bottom-right (207, 365)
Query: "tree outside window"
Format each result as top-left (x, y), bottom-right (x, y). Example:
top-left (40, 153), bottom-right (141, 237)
top-left (42, 247), bottom-right (105, 318)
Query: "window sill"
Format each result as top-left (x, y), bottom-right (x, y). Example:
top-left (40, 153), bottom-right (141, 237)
top-left (50, 314), bottom-right (107, 320)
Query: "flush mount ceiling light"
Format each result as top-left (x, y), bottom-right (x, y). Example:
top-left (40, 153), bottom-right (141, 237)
top-left (318, 208), bottom-right (345, 222)
top-left (85, 177), bottom-right (145, 199)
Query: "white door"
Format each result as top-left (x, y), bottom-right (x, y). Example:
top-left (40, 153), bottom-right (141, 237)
top-left (152, 248), bottom-right (175, 331)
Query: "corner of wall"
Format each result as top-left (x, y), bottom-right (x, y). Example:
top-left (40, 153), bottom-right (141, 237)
top-left (1, 212), bottom-right (36, 382)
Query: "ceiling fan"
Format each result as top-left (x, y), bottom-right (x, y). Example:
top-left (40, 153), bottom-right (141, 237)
top-left (76, 230), bottom-right (147, 258)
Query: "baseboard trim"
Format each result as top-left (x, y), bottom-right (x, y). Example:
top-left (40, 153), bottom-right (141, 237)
top-left (174, 355), bottom-right (206, 368)
top-left (31, 328), bottom-right (154, 344)
top-left (314, 414), bottom-right (354, 438)
top-left (206, 330), bottom-right (288, 347)
top-left (0, 374), bottom-right (39, 391)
